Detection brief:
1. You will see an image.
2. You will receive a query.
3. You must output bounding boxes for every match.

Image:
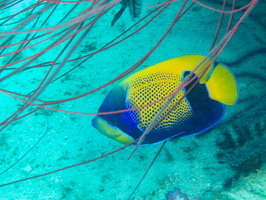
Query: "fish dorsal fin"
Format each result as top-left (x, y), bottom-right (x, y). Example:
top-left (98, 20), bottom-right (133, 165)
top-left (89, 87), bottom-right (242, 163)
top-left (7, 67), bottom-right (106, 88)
top-left (206, 64), bottom-right (238, 105)
top-left (123, 55), bottom-right (213, 84)
top-left (169, 55), bottom-right (213, 84)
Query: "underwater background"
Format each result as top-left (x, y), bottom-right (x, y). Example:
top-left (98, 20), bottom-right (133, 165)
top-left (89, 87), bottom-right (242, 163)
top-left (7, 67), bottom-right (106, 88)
top-left (0, 0), bottom-right (265, 199)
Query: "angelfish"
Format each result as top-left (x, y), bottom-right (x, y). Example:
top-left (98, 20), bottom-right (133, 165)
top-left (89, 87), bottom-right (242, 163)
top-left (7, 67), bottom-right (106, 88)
top-left (92, 55), bottom-right (238, 145)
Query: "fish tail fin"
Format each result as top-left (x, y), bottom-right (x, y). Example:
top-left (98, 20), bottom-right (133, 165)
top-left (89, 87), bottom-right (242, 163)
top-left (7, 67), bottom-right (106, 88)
top-left (206, 64), bottom-right (238, 105)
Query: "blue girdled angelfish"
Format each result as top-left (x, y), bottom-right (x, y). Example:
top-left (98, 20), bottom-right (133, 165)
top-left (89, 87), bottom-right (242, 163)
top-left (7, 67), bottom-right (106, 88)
top-left (92, 55), bottom-right (238, 145)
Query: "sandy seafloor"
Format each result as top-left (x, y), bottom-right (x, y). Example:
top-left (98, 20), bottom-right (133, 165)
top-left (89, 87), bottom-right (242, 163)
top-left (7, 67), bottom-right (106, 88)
top-left (0, 0), bottom-right (265, 199)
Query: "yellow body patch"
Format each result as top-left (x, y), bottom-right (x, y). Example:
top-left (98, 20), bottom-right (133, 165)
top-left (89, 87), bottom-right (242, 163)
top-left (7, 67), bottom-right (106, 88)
top-left (119, 55), bottom-right (213, 132)
top-left (127, 72), bottom-right (193, 131)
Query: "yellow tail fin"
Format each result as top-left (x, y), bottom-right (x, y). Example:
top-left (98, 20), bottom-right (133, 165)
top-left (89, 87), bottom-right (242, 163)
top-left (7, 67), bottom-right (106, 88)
top-left (206, 64), bottom-right (238, 105)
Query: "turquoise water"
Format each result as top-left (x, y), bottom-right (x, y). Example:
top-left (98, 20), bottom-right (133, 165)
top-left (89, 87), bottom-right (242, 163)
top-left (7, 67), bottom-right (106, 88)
top-left (0, 1), bottom-right (265, 199)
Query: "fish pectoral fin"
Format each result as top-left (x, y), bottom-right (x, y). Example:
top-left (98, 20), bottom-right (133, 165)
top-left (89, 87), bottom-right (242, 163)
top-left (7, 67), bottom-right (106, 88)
top-left (206, 64), bottom-right (238, 105)
top-left (92, 116), bottom-right (134, 145)
top-left (111, 3), bottom-right (126, 26)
